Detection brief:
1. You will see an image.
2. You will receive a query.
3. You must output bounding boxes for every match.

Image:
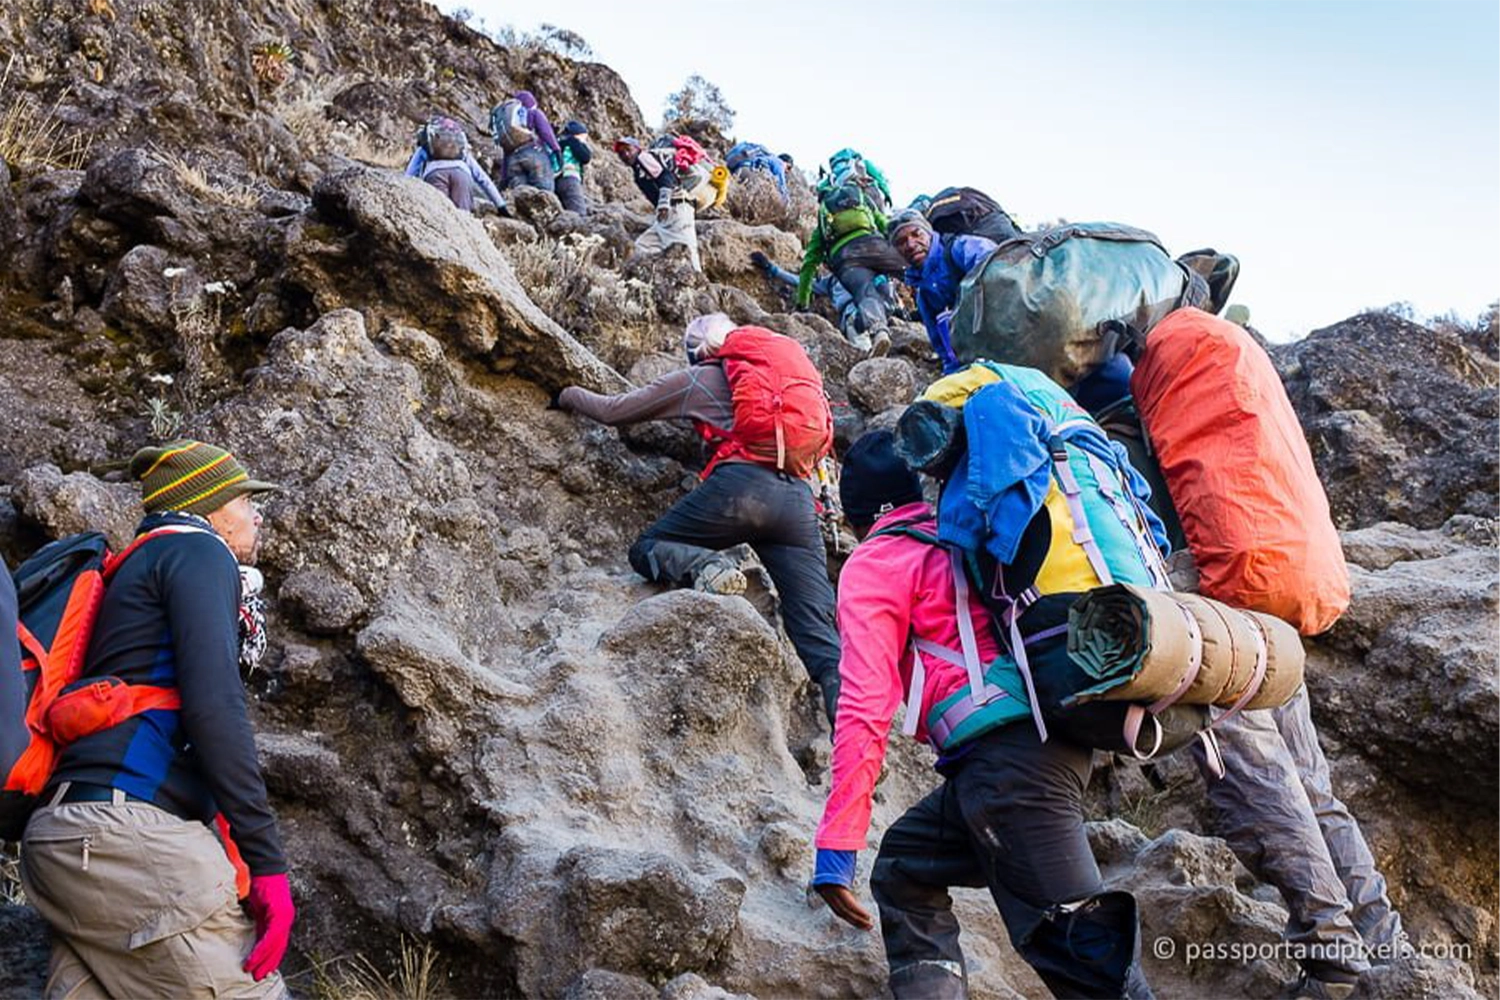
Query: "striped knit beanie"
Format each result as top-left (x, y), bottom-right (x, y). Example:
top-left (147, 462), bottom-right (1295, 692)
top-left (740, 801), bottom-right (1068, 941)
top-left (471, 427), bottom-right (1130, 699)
top-left (129, 440), bottom-right (279, 517)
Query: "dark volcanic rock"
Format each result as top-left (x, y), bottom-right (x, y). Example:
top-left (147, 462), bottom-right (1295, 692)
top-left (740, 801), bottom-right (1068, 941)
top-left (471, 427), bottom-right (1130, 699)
top-left (1274, 312), bottom-right (1500, 529)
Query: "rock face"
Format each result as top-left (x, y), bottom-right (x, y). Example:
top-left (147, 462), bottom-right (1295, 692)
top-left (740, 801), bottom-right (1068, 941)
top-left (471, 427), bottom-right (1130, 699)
top-left (0, 2), bottom-right (1494, 999)
top-left (1275, 312), bottom-right (1500, 530)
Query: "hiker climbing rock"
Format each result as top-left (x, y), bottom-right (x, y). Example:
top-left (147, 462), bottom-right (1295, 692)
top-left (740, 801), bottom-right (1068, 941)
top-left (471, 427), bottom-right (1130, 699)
top-left (554, 314), bottom-right (842, 725)
top-left (493, 90), bottom-right (562, 193)
top-left (812, 430), bottom-right (1155, 999)
top-left (799, 148), bottom-right (906, 356)
top-left (751, 250), bottom-right (895, 345)
top-left (888, 210), bottom-right (997, 373)
top-left (555, 120), bottom-right (593, 214)
top-left (726, 141), bottom-right (789, 201)
top-left (17, 441), bottom-right (293, 999)
top-left (614, 136), bottom-right (703, 272)
top-left (403, 116), bottom-right (507, 213)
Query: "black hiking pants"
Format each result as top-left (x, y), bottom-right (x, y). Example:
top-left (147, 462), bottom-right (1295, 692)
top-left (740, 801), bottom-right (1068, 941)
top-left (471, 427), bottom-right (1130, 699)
top-left (871, 725), bottom-right (1154, 1000)
top-left (830, 234), bottom-right (907, 339)
top-left (628, 462), bottom-right (841, 724)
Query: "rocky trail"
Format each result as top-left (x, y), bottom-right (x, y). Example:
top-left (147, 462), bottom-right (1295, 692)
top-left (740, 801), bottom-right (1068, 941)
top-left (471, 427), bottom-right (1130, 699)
top-left (0, 1), bottom-right (1495, 998)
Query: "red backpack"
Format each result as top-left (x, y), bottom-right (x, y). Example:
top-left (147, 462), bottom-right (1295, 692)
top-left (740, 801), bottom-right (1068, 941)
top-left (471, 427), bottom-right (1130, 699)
top-left (652, 134), bottom-right (709, 172)
top-left (701, 327), bottom-right (833, 480)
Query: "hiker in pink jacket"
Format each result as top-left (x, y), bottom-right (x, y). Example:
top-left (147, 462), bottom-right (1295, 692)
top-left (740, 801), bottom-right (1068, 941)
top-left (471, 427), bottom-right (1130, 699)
top-left (811, 430), bottom-right (1152, 1000)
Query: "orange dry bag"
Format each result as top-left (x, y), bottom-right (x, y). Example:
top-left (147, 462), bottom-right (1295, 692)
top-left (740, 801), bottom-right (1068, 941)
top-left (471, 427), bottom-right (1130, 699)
top-left (1131, 308), bottom-right (1350, 634)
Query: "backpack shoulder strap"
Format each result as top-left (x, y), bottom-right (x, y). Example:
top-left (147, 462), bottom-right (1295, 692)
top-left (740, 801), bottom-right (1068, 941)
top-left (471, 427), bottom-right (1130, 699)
top-left (103, 525), bottom-right (222, 580)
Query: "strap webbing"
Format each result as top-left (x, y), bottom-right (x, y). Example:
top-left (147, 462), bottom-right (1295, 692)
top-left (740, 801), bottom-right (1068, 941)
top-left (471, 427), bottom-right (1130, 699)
top-left (1049, 436), bottom-right (1114, 586)
top-left (1121, 599), bottom-right (1205, 758)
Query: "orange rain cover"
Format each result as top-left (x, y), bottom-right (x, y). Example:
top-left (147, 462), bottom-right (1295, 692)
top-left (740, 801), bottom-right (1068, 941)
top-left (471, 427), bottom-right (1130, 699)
top-left (1132, 308), bottom-right (1350, 635)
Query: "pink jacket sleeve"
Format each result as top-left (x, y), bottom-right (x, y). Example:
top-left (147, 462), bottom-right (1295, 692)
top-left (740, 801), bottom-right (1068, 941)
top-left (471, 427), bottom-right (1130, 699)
top-left (815, 540), bottom-right (914, 850)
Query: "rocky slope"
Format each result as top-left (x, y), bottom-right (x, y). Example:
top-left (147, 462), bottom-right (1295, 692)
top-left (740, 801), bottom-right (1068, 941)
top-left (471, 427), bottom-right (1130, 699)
top-left (1, 2), bottom-right (1495, 998)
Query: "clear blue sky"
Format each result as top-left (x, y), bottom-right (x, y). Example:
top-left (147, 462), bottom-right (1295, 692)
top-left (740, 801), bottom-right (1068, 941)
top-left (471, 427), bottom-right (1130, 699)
top-left (438, 1), bottom-right (1498, 341)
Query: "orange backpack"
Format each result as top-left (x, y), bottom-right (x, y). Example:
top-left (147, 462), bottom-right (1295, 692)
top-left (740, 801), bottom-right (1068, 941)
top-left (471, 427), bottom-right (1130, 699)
top-left (1131, 308), bottom-right (1350, 634)
top-left (699, 327), bottom-right (833, 480)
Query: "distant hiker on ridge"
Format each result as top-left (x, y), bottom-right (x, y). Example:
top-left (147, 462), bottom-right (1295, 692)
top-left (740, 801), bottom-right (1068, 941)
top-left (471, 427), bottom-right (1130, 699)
top-left (555, 120), bottom-right (593, 214)
top-left (404, 116), bottom-right (507, 213)
top-left (799, 148), bottom-right (905, 357)
top-left (554, 313), bottom-right (842, 725)
top-left (614, 136), bottom-right (703, 272)
top-left (493, 90), bottom-right (562, 193)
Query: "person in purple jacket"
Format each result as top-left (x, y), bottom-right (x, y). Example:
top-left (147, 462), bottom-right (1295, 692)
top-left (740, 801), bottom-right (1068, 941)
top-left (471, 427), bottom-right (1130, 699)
top-left (496, 91), bottom-right (562, 194)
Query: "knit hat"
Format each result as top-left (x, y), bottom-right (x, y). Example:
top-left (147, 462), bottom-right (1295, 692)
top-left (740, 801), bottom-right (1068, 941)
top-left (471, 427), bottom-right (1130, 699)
top-left (563, 120), bottom-right (589, 137)
top-left (683, 313), bottom-right (738, 363)
top-left (888, 208), bottom-right (933, 244)
top-left (840, 430), bottom-right (924, 528)
top-left (129, 440), bottom-right (278, 517)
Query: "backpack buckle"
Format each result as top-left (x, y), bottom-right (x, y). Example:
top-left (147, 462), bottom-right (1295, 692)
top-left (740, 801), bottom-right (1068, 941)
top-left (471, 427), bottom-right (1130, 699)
top-left (89, 680), bottom-right (115, 701)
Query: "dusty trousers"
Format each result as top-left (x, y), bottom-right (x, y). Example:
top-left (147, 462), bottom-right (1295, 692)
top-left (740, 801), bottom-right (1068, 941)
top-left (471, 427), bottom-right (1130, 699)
top-left (829, 234), bottom-right (906, 339)
top-left (501, 144), bottom-right (555, 192)
top-left (634, 201), bottom-right (701, 271)
top-left (1193, 685), bottom-right (1403, 981)
top-left (555, 174), bottom-right (587, 213)
top-left (628, 462), bottom-right (840, 723)
top-left (21, 792), bottom-right (286, 1000)
top-left (871, 725), bottom-right (1154, 999)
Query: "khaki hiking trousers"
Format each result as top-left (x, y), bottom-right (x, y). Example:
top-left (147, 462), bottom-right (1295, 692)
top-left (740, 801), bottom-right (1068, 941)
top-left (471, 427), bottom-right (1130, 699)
top-left (21, 789), bottom-right (287, 1000)
top-left (633, 201), bottom-right (701, 271)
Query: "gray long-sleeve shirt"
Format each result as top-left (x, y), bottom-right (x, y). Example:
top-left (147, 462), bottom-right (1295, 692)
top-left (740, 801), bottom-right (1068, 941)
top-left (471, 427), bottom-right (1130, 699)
top-left (559, 364), bottom-right (733, 431)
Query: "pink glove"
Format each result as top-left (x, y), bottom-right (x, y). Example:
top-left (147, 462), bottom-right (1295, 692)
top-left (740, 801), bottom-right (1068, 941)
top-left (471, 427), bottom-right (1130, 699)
top-left (242, 873), bottom-right (295, 981)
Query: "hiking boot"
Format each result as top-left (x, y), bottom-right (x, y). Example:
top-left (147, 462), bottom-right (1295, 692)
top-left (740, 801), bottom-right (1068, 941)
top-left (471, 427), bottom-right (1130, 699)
top-left (1286, 971), bottom-right (1359, 1000)
top-left (848, 330), bottom-right (873, 353)
top-left (868, 328), bottom-right (892, 358)
top-left (693, 546), bottom-right (751, 596)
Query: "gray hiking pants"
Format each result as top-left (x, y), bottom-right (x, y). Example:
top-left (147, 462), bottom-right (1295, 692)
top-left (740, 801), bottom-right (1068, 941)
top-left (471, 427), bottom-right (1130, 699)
top-left (1193, 685), bottom-right (1403, 980)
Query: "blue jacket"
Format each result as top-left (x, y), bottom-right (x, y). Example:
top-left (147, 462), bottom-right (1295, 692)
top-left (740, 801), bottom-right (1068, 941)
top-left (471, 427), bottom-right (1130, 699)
top-left (937, 376), bottom-right (1171, 567)
top-left (726, 142), bottom-right (788, 198)
top-left (0, 563), bottom-right (23, 774)
top-left (905, 234), bottom-right (997, 373)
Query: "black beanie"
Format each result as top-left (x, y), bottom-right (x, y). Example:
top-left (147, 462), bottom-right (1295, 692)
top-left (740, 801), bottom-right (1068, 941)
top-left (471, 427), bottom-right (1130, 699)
top-left (841, 430), bottom-right (924, 528)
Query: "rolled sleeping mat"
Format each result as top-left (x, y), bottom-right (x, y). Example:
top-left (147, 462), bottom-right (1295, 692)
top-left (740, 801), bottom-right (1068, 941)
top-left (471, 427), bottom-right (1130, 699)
top-left (1067, 584), bottom-right (1304, 711)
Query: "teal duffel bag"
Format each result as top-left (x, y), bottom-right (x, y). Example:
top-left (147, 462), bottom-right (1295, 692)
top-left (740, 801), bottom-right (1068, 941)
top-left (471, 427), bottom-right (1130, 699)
top-left (949, 223), bottom-right (1208, 387)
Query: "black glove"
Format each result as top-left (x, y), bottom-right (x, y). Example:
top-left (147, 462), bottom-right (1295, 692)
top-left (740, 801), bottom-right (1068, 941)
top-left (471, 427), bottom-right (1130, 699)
top-left (749, 250), bottom-right (774, 273)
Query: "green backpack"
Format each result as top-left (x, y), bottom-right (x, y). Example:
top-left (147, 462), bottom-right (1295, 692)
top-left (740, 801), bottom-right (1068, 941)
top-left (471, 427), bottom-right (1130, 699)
top-left (818, 181), bottom-right (877, 244)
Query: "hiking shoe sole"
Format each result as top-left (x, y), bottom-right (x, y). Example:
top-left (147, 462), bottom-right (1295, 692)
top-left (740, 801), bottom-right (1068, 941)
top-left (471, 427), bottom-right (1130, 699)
top-left (869, 330), bottom-right (891, 358)
top-left (694, 565), bottom-right (748, 596)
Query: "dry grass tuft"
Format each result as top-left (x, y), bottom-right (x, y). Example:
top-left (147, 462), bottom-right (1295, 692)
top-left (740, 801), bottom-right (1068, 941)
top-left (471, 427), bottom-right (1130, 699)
top-left (1, 842), bottom-right (25, 906)
top-left (150, 144), bottom-right (260, 209)
top-left (310, 938), bottom-right (445, 1000)
top-left (272, 75), bottom-right (409, 168)
top-left (0, 56), bottom-right (94, 172)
